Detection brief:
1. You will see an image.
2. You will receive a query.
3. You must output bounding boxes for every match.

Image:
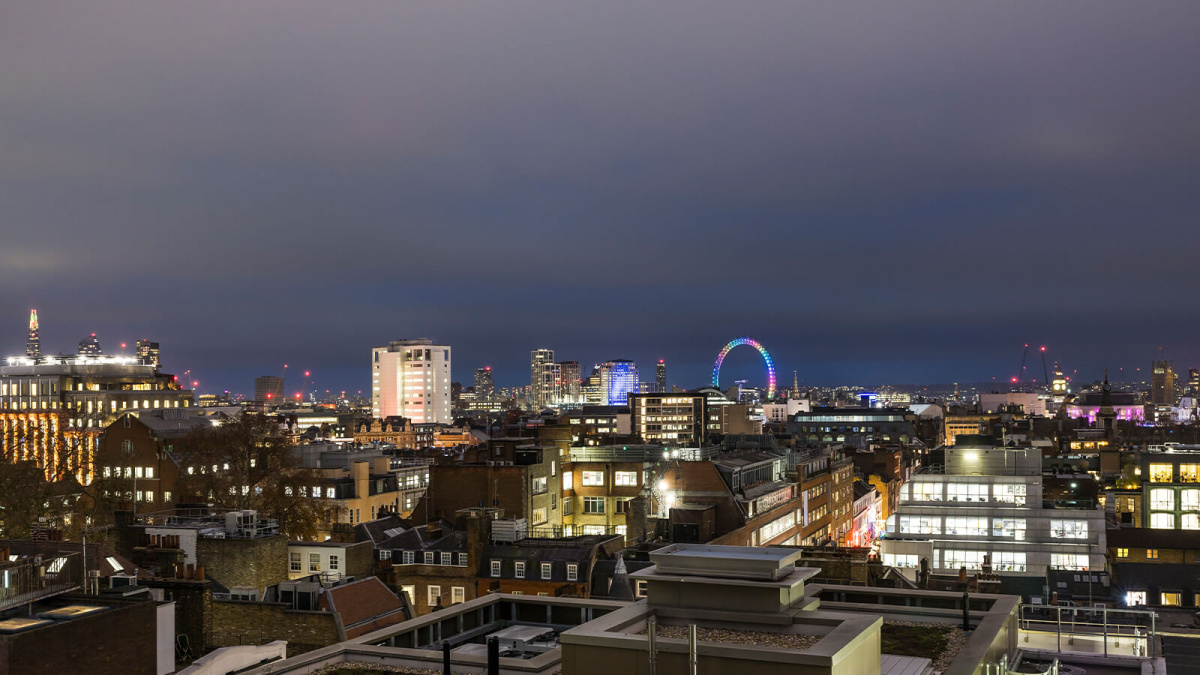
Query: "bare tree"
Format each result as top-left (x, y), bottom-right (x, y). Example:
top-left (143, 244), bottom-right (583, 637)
top-left (174, 413), bottom-right (338, 540)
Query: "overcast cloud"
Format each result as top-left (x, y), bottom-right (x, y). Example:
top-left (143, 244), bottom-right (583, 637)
top-left (3, 2), bottom-right (1199, 394)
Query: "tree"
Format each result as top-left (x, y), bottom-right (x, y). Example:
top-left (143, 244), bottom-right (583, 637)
top-left (174, 413), bottom-right (338, 540)
top-left (0, 460), bottom-right (73, 539)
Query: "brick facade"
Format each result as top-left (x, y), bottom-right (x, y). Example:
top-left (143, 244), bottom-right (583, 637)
top-left (197, 534), bottom-right (288, 593)
top-left (211, 600), bottom-right (341, 656)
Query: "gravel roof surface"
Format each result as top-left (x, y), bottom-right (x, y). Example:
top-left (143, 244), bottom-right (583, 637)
top-left (637, 624), bottom-right (823, 650)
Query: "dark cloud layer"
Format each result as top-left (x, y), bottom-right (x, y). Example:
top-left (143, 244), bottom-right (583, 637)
top-left (3, 2), bottom-right (1200, 395)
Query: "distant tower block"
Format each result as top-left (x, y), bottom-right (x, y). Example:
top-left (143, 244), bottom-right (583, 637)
top-left (136, 340), bottom-right (161, 368)
top-left (78, 333), bottom-right (101, 355)
top-left (656, 360), bottom-right (667, 394)
top-left (25, 309), bottom-right (40, 357)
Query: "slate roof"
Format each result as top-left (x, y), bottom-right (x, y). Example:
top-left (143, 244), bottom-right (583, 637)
top-left (478, 535), bottom-right (623, 583)
top-left (354, 515), bottom-right (411, 545)
top-left (135, 412), bottom-right (216, 437)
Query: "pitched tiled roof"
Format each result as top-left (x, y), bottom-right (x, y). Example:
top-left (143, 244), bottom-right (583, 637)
top-left (319, 576), bottom-right (409, 639)
top-left (354, 515), bottom-right (411, 545)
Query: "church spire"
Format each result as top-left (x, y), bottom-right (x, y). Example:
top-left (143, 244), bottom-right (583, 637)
top-left (25, 309), bottom-right (40, 358)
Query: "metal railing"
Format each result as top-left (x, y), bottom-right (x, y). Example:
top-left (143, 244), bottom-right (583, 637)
top-left (983, 655), bottom-right (1059, 675)
top-left (0, 552), bottom-right (82, 612)
top-left (1018, 603), bottom-right (1158, 658)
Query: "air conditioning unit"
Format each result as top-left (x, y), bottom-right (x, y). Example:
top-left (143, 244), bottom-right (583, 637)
top-left (110, 574), bottom-right (138, 588)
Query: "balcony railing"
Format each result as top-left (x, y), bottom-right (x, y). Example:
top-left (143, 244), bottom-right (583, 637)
top-left (0, 552), bottom-right (82, 613)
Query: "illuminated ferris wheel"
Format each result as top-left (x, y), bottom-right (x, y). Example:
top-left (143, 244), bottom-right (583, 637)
top-left (712, 336), bottom-right (777, 399)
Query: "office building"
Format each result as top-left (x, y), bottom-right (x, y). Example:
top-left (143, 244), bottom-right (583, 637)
top-left (254, 376), bottom-right (284, 407)
top-left (77, 333), bottom-right (101, 355)
top-left (581, 372), bottom-right (603, 405)
top-left (2, 321), bottom-right (193, 481)
top-left (599, 360), bottom-right (637, 406)
top-left (25, 309), bottom-right (39, 357)
top-left (628, 393), bottom-right (707, 446)
top-left (881, 445), bottom-right (1107, 580)
top-left (1152, 359), bottom-right (1176, 406)
top-left (655, 359), bottom-right (666, 393)
top-left (474, 367), bottom-right (494, 401)
top-left (372, 339), bottom-right (453, 424)
top-left (790, 407), bottom-right (916, 447)
top-left (135, 339), bottom-right (160, 368)
top-left (531, 348), bottom-right (556, 407)
top-left (558, 360), bottom-right (581, 404)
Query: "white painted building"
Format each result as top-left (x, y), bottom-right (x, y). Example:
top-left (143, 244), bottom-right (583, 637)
top-left (880, 445), bottom-right (1106, 578)
top-left (372, 339), bottom-right (452, 424)
top-left (978, 392), bottom-right (1047, 417)
top-left (762, 398), bottom-right (812, 424)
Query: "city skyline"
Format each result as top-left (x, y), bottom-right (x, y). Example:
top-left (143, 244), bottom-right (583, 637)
top-left (4, 3), bottom-right (1200, 396)
top-left (0, 310), bottom-right (1187, 398)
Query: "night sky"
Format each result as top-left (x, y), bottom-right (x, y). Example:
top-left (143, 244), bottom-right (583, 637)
top-left (4, 2), bottom-right (1200, 397)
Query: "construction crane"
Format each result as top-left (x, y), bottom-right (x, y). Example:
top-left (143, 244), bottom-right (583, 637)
top-left (1014, 344), bottom-right (1030, 385)
top-left (1040, 346), bottom-right (1050, 387)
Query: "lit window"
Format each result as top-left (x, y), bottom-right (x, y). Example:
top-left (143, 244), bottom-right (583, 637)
top-left (1150, 513), bottom-right (1174, 529)
top-left (452, 586), bottom-right (465, 604)
top-left (1162, 592), bottom-right (1181, 606)
top-left (1147, 549), bottom-right (1159, 560)
top-left (1116, 548), bottom-right (1129, 558)
top-left (582, 471), bottom-right (604, 486)
top-left (615, 472), bottom-right (638, 486)
top-left (1151, 489), bottom-right (1175, 510)
top-left (1183, 489), bottom-right (1200, 511)
top-left (309, 553), bottom-right (320, 572)
top-left (1049, 519), bottom-right (1089, 539)
top-left (1149, 464), bottom-right (1174, 483)
top-left (562, 472), bottom-right (573, 490)
top-left (1050, 553), bottom-right (1088, 570)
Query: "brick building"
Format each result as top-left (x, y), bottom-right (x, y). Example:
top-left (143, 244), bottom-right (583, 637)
top-left (95, 410), bottom-right (215, 509)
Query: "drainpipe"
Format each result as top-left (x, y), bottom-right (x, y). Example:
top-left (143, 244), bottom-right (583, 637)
top-left (647, 615), bottom-right (658, 675)
top-left (688, 624), bottom-right (698, 675)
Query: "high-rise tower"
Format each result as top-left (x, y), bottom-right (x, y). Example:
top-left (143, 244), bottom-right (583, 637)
top-left (599, 360), bottom-right (638, 405)
top-left (656, 360), bottom-right (667, 394)
top-left (474, 367), bottom-right (495, 400)
top-left (531, 349), bottom-right (556, 407)
top-left (136, 339), bottom-right (161, 367)
top-left (25, 309), bottom-right (40, 358)
top-left (372, 339), bottom-right (453, 424)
